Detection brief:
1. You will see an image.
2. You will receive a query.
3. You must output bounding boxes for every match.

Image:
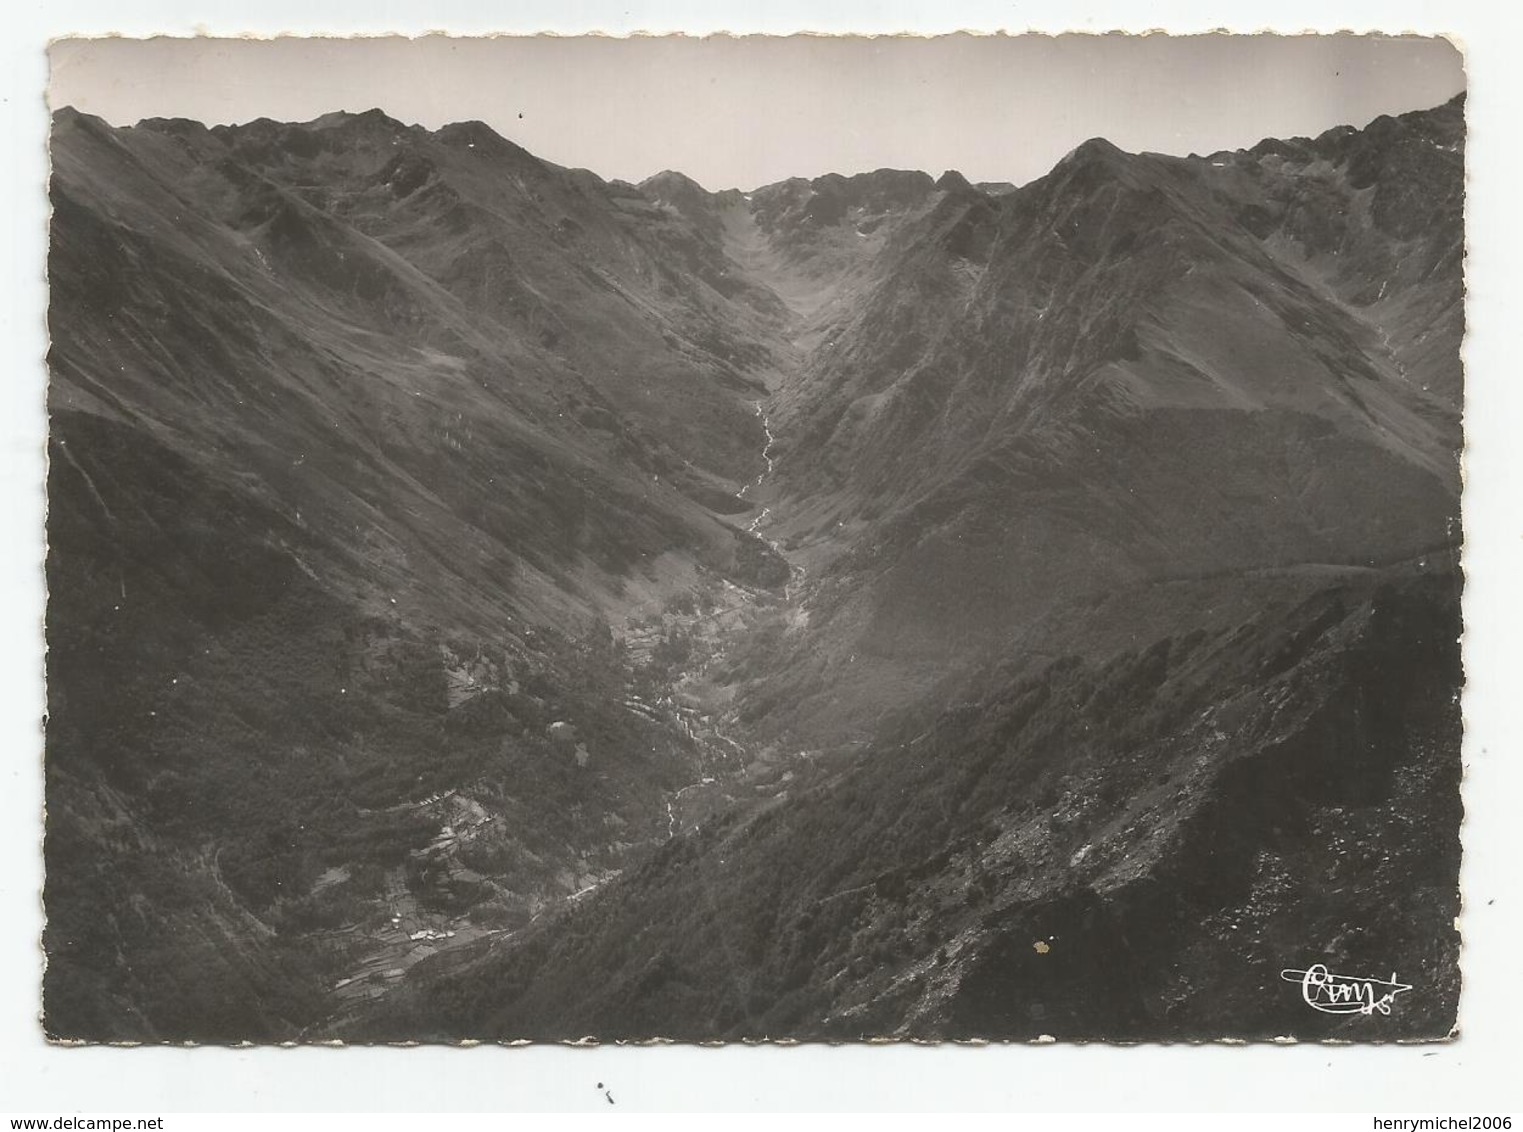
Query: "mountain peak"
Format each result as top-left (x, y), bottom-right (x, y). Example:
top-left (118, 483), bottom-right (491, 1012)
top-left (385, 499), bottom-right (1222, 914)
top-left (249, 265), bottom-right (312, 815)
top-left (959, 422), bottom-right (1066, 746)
top-left (935, 169), bottom-right (974, 194)
top-left (433, 119), bottom-right (538, 166)
top-left (50, 105), bottom-right (111, 133)
top-left (1059, 136), bottom-right (1129, 168)
top-left (306, 108), bottom-right (409, 134)
top-left (134, 116), bottom-right (216, 142)
top-left (638, 170), bottom-right (723, 237)
top-left (640, 169), bottom-right (712, 196)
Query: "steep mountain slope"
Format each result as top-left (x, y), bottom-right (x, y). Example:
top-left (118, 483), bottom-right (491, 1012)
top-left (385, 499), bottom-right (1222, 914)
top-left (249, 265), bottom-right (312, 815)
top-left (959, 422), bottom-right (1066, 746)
top-left (44, 108), bottom-right (792, 1040)
top-left (45, 93), bottom-right (1464, 1044)
top-left (344, 96), bottom-right (1464, 1042)
top-left (643, 167), bottom-right (945, 330)
top-left (349, 564), bottom-right (1460, 1041)
top-left (738, 95), bottom-right (1464, 744)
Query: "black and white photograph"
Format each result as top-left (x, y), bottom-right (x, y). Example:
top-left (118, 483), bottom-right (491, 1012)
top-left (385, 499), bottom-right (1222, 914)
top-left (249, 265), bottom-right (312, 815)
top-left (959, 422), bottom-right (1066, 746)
top-left (39, 29), bottom-right (1471, 1049)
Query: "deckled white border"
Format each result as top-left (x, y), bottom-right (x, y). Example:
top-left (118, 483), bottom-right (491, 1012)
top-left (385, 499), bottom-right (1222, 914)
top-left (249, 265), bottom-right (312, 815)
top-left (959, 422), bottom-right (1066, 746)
top-left (5, 0), bottom-right (1521, 1114)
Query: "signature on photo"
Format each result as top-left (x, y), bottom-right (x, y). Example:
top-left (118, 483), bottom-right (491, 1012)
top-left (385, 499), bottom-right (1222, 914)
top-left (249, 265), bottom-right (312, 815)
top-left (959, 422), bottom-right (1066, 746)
top-left (1280, 964), bottom-right (1413, 1016)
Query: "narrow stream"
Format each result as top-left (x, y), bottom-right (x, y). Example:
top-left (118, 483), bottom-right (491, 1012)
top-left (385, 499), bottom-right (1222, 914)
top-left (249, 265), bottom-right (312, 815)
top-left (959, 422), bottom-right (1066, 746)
top-left (650, 396), bottom-right (811, 840)
top-left (740, 399), bottom-right (808, 598)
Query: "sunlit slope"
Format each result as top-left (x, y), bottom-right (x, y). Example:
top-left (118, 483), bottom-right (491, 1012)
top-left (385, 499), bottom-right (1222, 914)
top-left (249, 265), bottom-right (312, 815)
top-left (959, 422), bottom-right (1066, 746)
top-left (748, 97), bottom-right (1463, 740)
top-left (44, 108), bottom-right (793, 1040)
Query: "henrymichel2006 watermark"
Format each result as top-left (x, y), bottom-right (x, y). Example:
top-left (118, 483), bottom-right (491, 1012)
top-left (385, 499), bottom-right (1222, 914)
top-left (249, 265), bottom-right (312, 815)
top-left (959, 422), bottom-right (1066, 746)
top-left (1280, 964), bottom-right (1414, 1016)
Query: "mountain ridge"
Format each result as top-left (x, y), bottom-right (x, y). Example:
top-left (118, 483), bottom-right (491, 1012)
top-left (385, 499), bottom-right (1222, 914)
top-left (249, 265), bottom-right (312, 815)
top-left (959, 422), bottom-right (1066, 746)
top-left (42, 94), bottom-right (1465, 1043)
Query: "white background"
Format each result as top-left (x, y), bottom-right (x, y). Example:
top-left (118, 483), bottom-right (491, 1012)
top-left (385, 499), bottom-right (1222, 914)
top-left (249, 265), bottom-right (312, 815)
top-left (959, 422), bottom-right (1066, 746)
top-left (3, 1), bottom-right (1519, 1114)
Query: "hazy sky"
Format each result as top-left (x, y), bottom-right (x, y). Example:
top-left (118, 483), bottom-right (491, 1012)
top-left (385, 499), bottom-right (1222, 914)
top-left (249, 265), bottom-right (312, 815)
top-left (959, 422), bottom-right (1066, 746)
top-left (49, 33), bottom-right (1463, 190)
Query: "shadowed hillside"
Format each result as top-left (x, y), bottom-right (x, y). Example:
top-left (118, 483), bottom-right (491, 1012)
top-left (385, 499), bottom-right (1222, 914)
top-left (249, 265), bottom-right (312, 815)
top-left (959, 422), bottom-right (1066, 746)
top-left (45, 95), bottom-right (1464, 1043)
top-left (735, 95), bottom-right (1465, 745)
top-left (44, 108), bottom-right (793, 1039)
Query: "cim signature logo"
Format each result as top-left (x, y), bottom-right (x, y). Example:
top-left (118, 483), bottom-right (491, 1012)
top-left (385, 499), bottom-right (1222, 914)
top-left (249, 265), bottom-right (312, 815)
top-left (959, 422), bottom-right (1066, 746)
top-left (1280, 964), bottom-right (1413, 1016)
